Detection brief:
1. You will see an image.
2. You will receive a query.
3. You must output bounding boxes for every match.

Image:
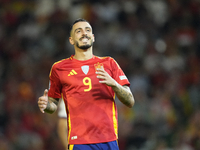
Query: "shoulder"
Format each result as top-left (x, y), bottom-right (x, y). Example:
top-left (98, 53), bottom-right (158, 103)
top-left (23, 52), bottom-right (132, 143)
top-left (52, 57), bottom-right (71, 68)
top-left (94, 56), bottom-right (119, 67)
top-left (94, 55), bottom-right (114, 61)
top-left (49, 58), bottom-right (71, 77)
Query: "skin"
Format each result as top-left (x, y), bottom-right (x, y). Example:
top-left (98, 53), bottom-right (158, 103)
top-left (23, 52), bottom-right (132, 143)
top-left (38, 21), bottom-right (135, 150)
top-left (38, 89), bottom-right (58, 113)
top-left (69, 21), bottom-right (95, 60)
top-left (57, 118), bottom-right (68, 150)
top-left (38, 21), bottom-right (135, 114)
top-left (96, 66), bottom-right (134, 108)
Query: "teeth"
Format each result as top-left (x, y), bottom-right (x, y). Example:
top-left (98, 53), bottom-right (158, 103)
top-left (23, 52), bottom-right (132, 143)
top-left (82, 38), bottom-right (88, 42)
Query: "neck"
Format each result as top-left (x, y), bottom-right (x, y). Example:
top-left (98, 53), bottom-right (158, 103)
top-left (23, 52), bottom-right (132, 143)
top-left (74, 47), bottom-right (93, 60)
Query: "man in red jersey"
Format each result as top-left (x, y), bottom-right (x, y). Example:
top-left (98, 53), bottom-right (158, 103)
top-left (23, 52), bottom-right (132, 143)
top-left (38, 18), bottom-right (135, 150)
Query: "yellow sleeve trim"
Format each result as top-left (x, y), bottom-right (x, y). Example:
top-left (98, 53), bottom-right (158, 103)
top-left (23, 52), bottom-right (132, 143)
top-left (49, 58), bottom-right (68, 77)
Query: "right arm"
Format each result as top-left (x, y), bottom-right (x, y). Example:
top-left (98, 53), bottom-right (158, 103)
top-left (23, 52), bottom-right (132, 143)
top-left (38, 89), bottom-right (59, 114)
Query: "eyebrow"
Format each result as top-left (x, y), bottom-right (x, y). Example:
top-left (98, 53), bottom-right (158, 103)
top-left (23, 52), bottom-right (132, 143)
top-left (74, 27), bottom-right (92, 33)
top-left (74, 28), bottom-right (81, 33)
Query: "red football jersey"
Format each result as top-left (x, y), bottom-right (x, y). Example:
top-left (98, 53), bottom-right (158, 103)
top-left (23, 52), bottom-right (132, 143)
top-left (48, 55), bottom-right (130, 144)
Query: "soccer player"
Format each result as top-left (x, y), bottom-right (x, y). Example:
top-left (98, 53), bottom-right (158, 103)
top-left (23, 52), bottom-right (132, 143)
top-left (57, 99), bottom-right (68, 150)
top-left (38, 18), bottom-right (135, 150)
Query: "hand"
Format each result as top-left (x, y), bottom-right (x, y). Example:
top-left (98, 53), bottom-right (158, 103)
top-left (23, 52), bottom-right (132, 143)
top-left (38, 89), bottom-right (48, 113)
top-left (96, 66), bottom-right (117, 87)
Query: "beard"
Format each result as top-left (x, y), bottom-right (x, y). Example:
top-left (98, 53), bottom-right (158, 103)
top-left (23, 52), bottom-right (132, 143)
top-left (76, 42), bottom-right (93, 50)
top-left (75, 38), bottom-right (93, 50)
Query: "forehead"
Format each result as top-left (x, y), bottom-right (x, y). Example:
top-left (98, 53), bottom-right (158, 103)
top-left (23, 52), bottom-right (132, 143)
top-left (72, 21), bottom-right (92, 31)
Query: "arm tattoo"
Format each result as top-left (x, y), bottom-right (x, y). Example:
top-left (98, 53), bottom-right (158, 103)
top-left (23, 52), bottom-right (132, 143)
top-left (44, 97), bottom-right (59, 114)
top-left (112, 84), bottom-right (135, 108)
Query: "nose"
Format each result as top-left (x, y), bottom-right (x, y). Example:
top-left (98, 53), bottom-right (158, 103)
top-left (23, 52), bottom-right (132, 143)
top-left (82, 30), bottom-right (87, 36)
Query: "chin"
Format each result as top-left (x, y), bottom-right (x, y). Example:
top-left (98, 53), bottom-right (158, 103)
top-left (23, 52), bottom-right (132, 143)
top-left (76, 41), bottom-right (93, 50)
top-left (78, 44), bottom-right (93, 50)
top-left (79, 45), bottom-right (91, 50)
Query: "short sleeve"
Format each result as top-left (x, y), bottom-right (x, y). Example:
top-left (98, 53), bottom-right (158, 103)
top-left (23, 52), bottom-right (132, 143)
top-left (110, 58), bottom-right (130, 87)
top-left (48, 64), bottom-right (62, 98)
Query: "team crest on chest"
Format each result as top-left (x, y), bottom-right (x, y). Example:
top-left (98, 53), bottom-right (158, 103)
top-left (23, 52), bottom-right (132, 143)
top-left (81, 65), bottom-right (89, 75)
top-left (94, 62), bottom-right (104, 71)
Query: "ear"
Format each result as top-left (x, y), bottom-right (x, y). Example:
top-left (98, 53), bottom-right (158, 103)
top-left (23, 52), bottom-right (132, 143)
top-left (69, 37), bottom-right (74, 45)
top-left (92, 34), bottom-right (95, 42)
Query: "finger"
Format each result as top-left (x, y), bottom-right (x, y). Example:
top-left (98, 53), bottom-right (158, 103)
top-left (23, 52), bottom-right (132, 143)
top-left (38, 102), bottom-right (47, 113)
top-left (38, 102), bottom-right (45, 112)
top-left (96, 71), bottom-right (105, 76)
top-left (38, 102), bottom-right (47, 107)
top-left (43, 89), bottom-right (48, 97)
top-left (38, 96), bottom-right (48, 103)
top-left (99, 80), bottom-right (106, 83)
top-left (40, 108), bottom-right (45, 113)
top-left (96, 75), bottom-right (105, 79)
top-left (96, 67), bottom-right (104, 72)
top-left (38, 100), bottom-right (47, 106)
top-left (38, 97), bottom-right (48, 113)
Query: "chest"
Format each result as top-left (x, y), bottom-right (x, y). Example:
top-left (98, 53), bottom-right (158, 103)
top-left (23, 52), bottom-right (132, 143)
top-left (58, 63), bottom-right (112, 89)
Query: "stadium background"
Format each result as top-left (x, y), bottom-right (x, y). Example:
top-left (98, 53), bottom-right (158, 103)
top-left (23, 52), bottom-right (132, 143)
top-left (0, 0), bottom-right (200, 150)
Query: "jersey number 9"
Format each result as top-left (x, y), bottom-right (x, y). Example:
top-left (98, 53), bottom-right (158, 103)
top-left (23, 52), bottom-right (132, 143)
top-left (83, 77), bottom-right (92, 92)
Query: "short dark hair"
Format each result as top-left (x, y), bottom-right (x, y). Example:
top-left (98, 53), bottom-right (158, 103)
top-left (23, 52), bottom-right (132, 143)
top-left (70, 18), bottom-right (90, 36)
top-left (72, 18), bottom-right (89, 26)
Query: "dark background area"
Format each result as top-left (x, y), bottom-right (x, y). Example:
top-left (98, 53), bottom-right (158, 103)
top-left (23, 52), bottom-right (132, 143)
top-left (0, 0), bottom-right (200, 150)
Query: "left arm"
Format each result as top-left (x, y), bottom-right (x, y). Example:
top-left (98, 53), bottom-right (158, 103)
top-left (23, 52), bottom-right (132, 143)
top-left (96, 67), bottom-right (135, 108)
top-left (111, 84), bottom-right (134, 108)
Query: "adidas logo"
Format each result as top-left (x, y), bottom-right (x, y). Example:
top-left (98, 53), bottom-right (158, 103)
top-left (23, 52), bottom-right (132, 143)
top-left (68, 69), bottom-right (77, 76)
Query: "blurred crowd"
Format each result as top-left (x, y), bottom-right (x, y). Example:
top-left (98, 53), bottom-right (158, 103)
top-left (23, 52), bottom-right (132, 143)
top-left (0, 0), bottom-right (200, 150)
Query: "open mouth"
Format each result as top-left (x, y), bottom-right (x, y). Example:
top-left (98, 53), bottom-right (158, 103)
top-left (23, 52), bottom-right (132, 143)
top-left (80, 36), bottom-right (90, 42)
top-left (81, 38), bottom-right (89, 42)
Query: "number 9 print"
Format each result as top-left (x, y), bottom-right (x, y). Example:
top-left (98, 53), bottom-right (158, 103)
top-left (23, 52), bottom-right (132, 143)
top-left (83, 77), bottom-right (92, 92)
